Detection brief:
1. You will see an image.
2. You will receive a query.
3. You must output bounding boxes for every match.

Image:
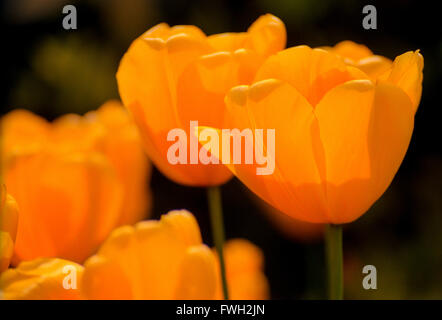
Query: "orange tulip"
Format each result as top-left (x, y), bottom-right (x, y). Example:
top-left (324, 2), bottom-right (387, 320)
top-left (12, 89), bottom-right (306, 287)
top-left (5, 149), bottom-right (123, 264)
top-left (0, 186), bottom-right (19, 273)
top-left (211, 45), bottom-right (423, 224)
top-left (81, 210), bottom-right (218, 299)
top-left (214, 239), bottom-right (269, 300)
top-left (1, 102), bottom-right (152, 263)
top-left (116, 14), bottom-right (286, 186)
top-left (0, 258), bottom-right (83, 300)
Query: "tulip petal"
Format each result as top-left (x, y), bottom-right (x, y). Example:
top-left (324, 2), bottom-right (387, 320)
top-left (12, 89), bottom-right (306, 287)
top-left (0, 258), bottom-right (84, 300)
top-left (208, 32), bottom-right (248, 52)
top-left (315, 80), bottom-right (414, 223)
top-left (315, 80), bottom-right (375, 222)
top-left (357, 55), bottom-right (393, 79)
top-left (223, 80), bottom-right (329, 222)
top-left (82, 211), bottom-right (212, 299)
top-left (1, 109), bottom-right (50, 157)
top-left (246, 14), bottom-right (286, 56)
top-left (176, 52), bottom-right (239, 127)
top-left (330, 40), bottom-right (373, 62)
top-left (117, 37), bottom-right (178, 133)
top-left (255, 46), bottom-right (347, 104)
top-left (161, 210), bottom-right (202, 247)
top-left (175, 246), bottom-right (217, 299)
top-left (380, 50), bottom-right (423, 113)
top-left (82, 255), bottom-right (133, 299)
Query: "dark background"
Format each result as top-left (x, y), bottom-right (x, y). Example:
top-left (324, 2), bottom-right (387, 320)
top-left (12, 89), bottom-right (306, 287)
top-left (2, 0), bottom-right (441, 299)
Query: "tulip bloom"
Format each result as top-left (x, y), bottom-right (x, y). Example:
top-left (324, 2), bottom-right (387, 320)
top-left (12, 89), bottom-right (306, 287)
top-left (215, 45), bottom-right (423, 224)
top-left (1, 102), bottom-right (152, 264)
top-left (5, 149), bottom-right (123, 264)
top-left (0, 187), bottom-right (19, 273)
top-left (214, 239), bottom-right (269, 300)
top-left (116, 14), bottom-right (286, 186)
top-left (81, 210), bottom-right (218, 299)
top-left (0, 258), bottom-right (83, 300)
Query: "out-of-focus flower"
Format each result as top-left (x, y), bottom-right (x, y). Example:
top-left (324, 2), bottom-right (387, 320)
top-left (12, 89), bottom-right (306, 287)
top-left (5, 149), bottom-right (123, 264)
top-left (214, 45), bottom-right (423, 224)
top-left (214, 239), bottom-right (269, 300)
top-left (117, 14), bottom-right (286, 186)
top-left (1, 101), bottom-right (152, 263)
top-left (0, 258), bottom-right (84, 300)
top-left (51, 101), bottom-right (152, 226)
top-left (1, 109), bottom-right (50, 160)
top-left (0, 186), bottom-right (19, 273)
top-left (322, 41), bottom-right (393, 79)
top-left (89, 101), bottom-right (152, 225)
top-left (81, 210), bottom-right (217, 299)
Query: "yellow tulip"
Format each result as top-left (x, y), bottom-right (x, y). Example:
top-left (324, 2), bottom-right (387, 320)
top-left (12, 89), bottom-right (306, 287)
top-left (81, 210), bottom-right (217, 299)
top-left (0, 186), bottom-right (19, 273)
top-left (214, 45), bottom-right (423, 224)
top-left (0, 258), bottom-right (83, 300)
top-left (116, 14), bottom-right (286, 186)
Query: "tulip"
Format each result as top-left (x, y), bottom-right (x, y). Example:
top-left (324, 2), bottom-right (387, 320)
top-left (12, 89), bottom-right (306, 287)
top-left (4, 149), bottom-right (123, 264)
top-left (214, 239), bottom-right (269, 300)
top-left (81, 210), bottom-right (218, 299)
top-left (1, 102), bottom-right (152, 263)
top-left (116, 14), bottom-right (285, 187)
top-left (0, 258), bottom-right (84, 300)
top-left (0, 186), bottom-right (19, 273)
top-left (205, 44), bottom-right (423, 299)
top-left (218, 44), bottom-right (423, 224)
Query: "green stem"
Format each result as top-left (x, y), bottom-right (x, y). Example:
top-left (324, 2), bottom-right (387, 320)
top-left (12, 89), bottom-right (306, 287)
top-left (207, 186), bottom-right (229, 300)
top-left (325, 224), bottom-right (343, 300)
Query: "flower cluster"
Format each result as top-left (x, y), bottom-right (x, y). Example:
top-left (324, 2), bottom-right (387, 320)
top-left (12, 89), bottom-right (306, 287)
top-left (0, 13), bottom-right (423, 300)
